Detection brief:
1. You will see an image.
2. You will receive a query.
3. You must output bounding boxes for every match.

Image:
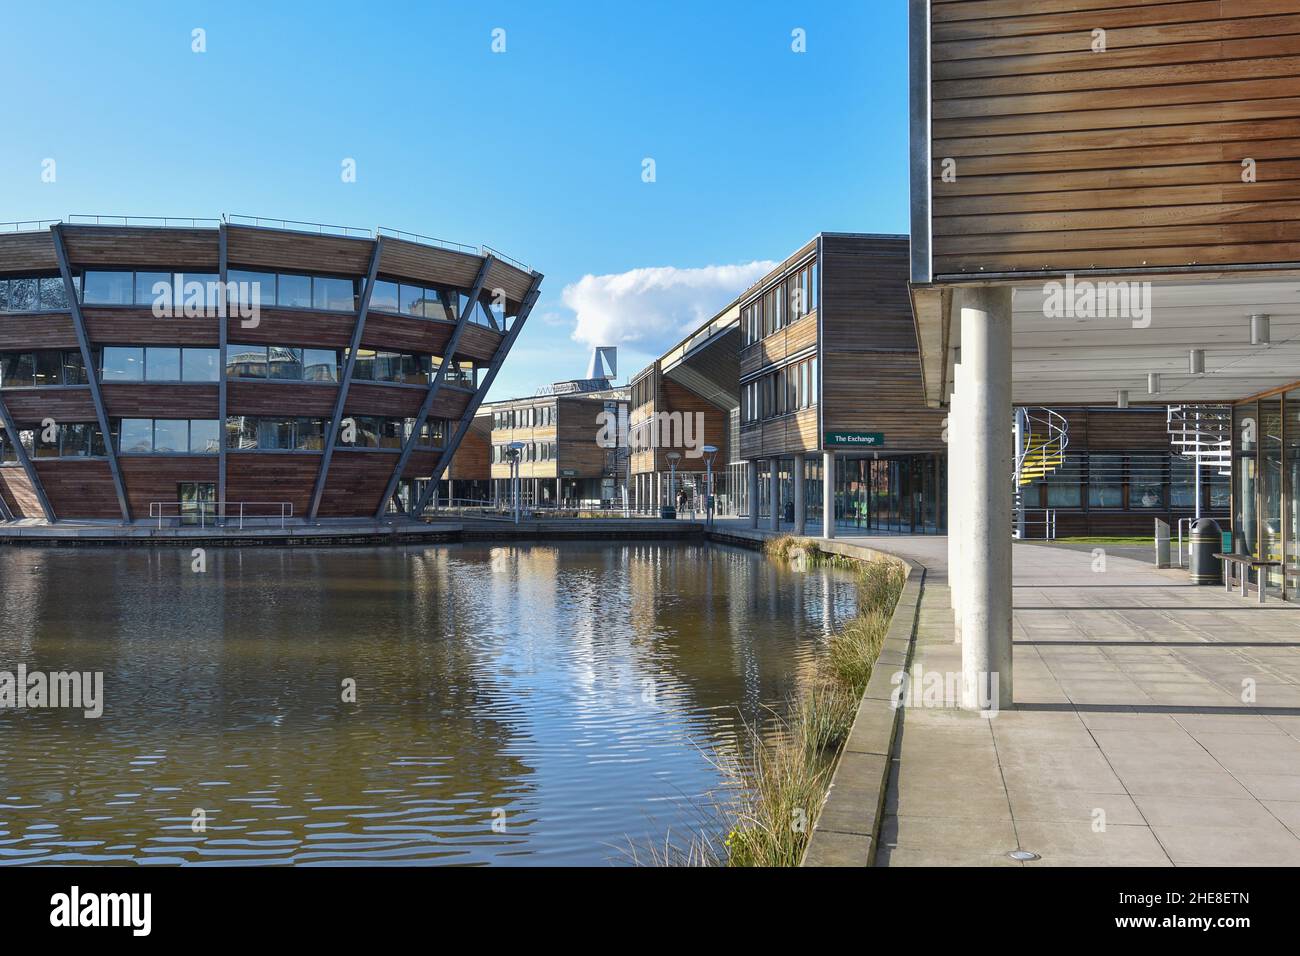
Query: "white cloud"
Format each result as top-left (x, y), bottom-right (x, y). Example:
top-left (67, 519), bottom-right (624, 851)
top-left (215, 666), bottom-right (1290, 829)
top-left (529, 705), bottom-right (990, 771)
top-left (562, 261), bottom-right (777, 352)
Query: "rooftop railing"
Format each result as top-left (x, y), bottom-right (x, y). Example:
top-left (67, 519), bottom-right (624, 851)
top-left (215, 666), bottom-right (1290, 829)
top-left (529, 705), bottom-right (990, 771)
top-left (67, 214), bottom-right (221, 228)
top-left (376, 226), bottom-right (477, 256)
top-left (480, 244), bottom-right (531, 273)
top-left (225, 214), bottom-right (372, 238)
top-left (0, 219), bottom-right (62, 233)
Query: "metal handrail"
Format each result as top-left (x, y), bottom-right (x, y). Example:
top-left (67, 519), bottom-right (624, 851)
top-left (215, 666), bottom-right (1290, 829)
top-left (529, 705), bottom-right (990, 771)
top-left (479, 244), bottom-right (531, 273)
top-left (376, 226), bottom-right (478, 255)
top-left (1013, 507), bottom-right (1058, 540)
top-left (225, 214), bottom-right (372, 238)
top-left (67, 215), bottom-right (221, 228)
top-left (0, 219), bottom-right (61, 233)
top-left (149, 500), bottom-right (294, 530)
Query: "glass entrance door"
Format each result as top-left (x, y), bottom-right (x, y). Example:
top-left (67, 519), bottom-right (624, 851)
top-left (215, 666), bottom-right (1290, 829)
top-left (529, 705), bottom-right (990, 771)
top-left (178, 482), bottom-right (216, 526)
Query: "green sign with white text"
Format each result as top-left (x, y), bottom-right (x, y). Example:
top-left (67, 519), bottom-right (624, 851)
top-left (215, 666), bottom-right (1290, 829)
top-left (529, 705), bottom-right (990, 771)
top-left (824, 431), bottom-right (884, 448)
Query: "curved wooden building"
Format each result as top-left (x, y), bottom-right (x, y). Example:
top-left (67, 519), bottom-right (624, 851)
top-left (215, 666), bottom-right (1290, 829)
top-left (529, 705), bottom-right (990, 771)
top-left (0, 218), bottom-right (541, 524)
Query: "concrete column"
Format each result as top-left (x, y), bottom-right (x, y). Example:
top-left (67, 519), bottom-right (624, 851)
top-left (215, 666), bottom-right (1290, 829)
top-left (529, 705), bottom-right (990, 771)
top-left (793, 456), bottom-right (805, 535)
top-left (948, 361), bottom-right (964, 644)
top-left (747, 460), bottom-right (759, 529)
top-left (959, 285), bottom-right (1013, 712)
top-left (768, 459), bottom-right (780, 532)
top-left (822, 451), bottom-right (835, 539)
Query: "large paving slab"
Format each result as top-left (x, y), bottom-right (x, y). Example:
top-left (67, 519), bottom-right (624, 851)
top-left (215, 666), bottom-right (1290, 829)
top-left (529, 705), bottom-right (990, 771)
top-left (874, 539), bottom-right (1300, 867)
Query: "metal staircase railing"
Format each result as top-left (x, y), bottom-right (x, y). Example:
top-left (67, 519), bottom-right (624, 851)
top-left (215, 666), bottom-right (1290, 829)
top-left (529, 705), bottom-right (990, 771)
top-left (1013, 407), bottom-right (1069, 539)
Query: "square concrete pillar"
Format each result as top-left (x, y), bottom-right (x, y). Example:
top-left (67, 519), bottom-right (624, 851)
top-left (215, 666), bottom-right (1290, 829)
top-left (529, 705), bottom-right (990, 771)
top-left (793, 456), bottom-right (805, 535)
top-left (957, 285), bottom-right (1014, 712)
top-left (747, 460), bottom-right (759, 529)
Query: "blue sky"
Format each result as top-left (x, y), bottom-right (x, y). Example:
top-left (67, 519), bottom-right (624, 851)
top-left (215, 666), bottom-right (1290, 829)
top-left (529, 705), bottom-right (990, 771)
top-left (0, 0), bottom-right (910, 400)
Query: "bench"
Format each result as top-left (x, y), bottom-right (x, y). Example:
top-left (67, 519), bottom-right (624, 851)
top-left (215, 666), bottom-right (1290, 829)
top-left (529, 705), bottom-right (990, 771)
top-left (1214, 553), bottom-right (1282, 604)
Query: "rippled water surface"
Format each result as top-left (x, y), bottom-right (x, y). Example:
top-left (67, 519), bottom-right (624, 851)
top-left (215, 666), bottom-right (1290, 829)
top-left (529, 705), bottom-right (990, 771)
top-left (0, 541), bottom-right (857, 865)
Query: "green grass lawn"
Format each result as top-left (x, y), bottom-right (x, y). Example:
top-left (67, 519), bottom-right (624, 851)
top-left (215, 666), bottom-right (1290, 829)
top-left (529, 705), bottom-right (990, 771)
top-left (1049, 536), bottom-right (1155, 545)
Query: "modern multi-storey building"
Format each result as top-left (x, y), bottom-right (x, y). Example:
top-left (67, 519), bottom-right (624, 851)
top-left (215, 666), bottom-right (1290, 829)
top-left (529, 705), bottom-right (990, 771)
top-left (0, 217), bottom-right (540, 524)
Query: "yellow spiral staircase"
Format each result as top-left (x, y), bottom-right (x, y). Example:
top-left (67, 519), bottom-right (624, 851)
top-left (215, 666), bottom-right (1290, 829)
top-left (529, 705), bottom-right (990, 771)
top-left (1013, 407), bottom-right (1069, 539)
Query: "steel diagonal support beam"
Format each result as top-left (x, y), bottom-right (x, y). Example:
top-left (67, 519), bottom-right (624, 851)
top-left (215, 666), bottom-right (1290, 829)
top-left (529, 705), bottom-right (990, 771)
top-left (51, 223), bottom-right (132, 523)
top-left (412, 273), bottom-right (543, 518)
top-left (217, 222), bottom-right (230, 524)
top-left (374, 254), bottom-right (494, 519)
top-left (307, 236), bottom-right (384, 521)
top-left (0, 394), bottom-right (54, 522)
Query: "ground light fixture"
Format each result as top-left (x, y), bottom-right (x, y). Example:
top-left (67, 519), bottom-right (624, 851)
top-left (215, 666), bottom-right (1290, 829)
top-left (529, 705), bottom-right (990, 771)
top-left (1251, 313), bottom-right (1271, 346)
top-left (507, 441), bottom-right (526, 525)
top-left (1190, 348), bottom-right (1206, 375)
top-left (1007, 849), bottom-right (1041, 862)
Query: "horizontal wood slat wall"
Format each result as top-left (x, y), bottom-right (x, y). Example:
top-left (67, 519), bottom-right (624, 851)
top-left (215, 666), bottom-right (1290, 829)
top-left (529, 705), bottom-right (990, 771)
top-left (119, 457), bottom-right (219, 516)
top-left (223, 452), bottom-right (319, 516)
top-left (226, 310), bottom-right (354, 349)
top-left (457, 324), bottom-right (505, 364)
top-left (359, 314), bottom-right (455, 354)
top-left (0, 467), bottom-right (42, 517)
top-left (86, 309), bottom-right (219, 347)
top-left (226, 381), bottom-right (337, 417)
top-left (0, 233), bottom-right (59, 273)
top-left (0, 313), bottom-right (79, 350)
top-left (62, 227), bottom-right (219, 269)
top-left (345, 383), bottom-right (426, 417)
top-left (101, 383), bottom-right (220, 419)
top-left (33, 458), bottom-right (119, 518)
top-left (0, 388), bottom-right (98, 426)
top-left (318, 450), bottom-right (397, 516)
top-left (929, 0), bottom-right (1300, 276)
top-left (225, 226), bottom-right (371, 275)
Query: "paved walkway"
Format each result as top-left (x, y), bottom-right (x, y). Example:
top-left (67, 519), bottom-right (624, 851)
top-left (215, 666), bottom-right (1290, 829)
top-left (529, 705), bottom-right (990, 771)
top-left (879, 541), bottom-right (1300, 867)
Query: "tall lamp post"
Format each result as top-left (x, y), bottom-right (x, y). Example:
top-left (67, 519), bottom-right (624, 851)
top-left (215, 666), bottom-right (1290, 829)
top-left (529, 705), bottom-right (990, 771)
top-left (665, 451), bottom-right (681, 519)
top-left (702, 444), bottom-right (718, 529)
top-left (507, 441), bottom-right (525, 525)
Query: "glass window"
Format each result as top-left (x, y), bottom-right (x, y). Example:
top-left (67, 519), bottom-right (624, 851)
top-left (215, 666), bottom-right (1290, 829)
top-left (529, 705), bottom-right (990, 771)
top-left (152, 419), bottom-right (187, 453)
top-left (101, 346), bottom-right (144, 382)
top-left (294, 417), bottom-right (328, 450)
top-left (0, 279), bottom-right (7, 311)
top-left (378, 418), bottom-right (402, 449)
top-left (182, 348), bottom-right (220, 382)
top-left (257, 418), bottom-right (295, 450)
top-left (1, 353), bottom-right (35, 387)
top-left (227, 271), bottom-right (275, 311)
top-left (369, 280), bottom-right (399, 313)
top-left (351, 348), bottom-right (376, 381)
top-left (1088, 454), bottom-right (1124, 508)
top-left (303, 349), bottom-right (338, 382)
top-left (32, 351), bottom-right (61, 387)
top-left (400, 284), bottom-right (427, 317)
top-left (189, 419), bottom-right (220, 453)
top-left (227, 344), bottom-right (267, 378)
top-left (39, 277), bottom-right (67, 310)
top-left (277, 274), bottom-right (312, 308)
top-left (33, 424), bottom-right (59, 458)
top-left (62, 351), bottom-right (88, 385)
top-left (312, 276), bottom-right (356, 312)
top-left (8, 277), bottom-right (37, 311)
top-left (135, 272), bottom-right (172, 308)
top-left (173, 273), bottom-right (220, 313)
top-left (145, 347), bottom-right (181, 382)
top-left (119, 418), bottom-right (153, 453)
top-left (425, 288), bottom-right (452, 322)
top-left (268, 346), bottom-right (303, 380)
top-left (82, 271), bottom-right (133, 305)
top-left (225, 416), bottom-right (256, 450)
top-left (58, 423), bottom-right (93, 457)
top-left (1130, 455), bottom-right (1165, 509)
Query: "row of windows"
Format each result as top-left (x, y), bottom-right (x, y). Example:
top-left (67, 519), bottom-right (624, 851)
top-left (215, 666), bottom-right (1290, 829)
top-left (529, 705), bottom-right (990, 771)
top-left (741, 259), bottom-right (817, 347)
top-left (492, 440), bottom-right (559, 463)
top-left (1035, 455), bottom-right (1231, 510)
top-left (0, 422), bottom-right (107, 460)
top-left (492, 404), bottom-right (556, 430)
top-left (1, 346), bottom-right (478, 389)
top-left (0, 275), bottom-right (78, 312)
top-left (741, 356), bottom-right (818, 423)
top-left (1, 270), bottom-right (506, 328)
top-left (227, 415), bottom-right (446, 451)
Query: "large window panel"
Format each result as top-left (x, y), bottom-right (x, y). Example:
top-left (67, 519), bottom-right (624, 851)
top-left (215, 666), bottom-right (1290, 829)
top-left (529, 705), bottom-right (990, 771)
top-left (1, 353), bottom-right (35, 387)
top-left (61, 351), bottom-right (88, 386)
top-left (312, 276), bottom-right (356, 312)
top-left (1129, 455), bottom-right (1166, 509)
top-left (1088, 454), bottom-right (1124, 508)
top-left (369, 280), bottom-right (399, 313)
top-left (82, 271), bottom-right (133, 305)
top-left (303, 349), bottom-right (338, 382)
top-left (257, 418), bottom-right (295, 450)
top-left (33, 351), bottom-right (62, 387)
top-left (276, 274), bottom-right (312, 308)
top-left (268, 346), bottom-right (304, 380)
top-left (39, 277), bottom-right (68, 310)
top-left (101, 346), bottom-right (144, 382)
top-left (182, 348), bottom-right (220, 382)
top-left (152, 419), bottom-right (188, 453)
top-left (227, 344), bottom-right (268, 378)
top-left (145, 347), bottom-right (182, 382)
top-left (189, 419), bottom-right (220, 453)
top-left (294, 418), bottom-right (328, 450)
top-left (119, 419), bottom-right (153, 453)
top-left (227, 271), bottom-right (275, 310)
top-left (8, 278), bottom-right (37, 311)
top-left (135, 272), bottom-right (172, 308)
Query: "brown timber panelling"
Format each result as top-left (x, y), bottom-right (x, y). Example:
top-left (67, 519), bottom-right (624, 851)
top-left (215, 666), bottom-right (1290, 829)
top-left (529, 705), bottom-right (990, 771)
top-left (61, 227), bottom-right (219, 269)
top-left (0, 467), bottom-right (42, 517)
top-left (446, 415), bottom-right (489, 480)
top-left (360, 314), bottom-right (455, 354)
top-left (0, 232), bottom-right (59, 272)
top-left (821, 235), bottom-right (947, 453)
top-left (224, 453), bottom-right (319, 516)
top-left (100, 384), bottom-right (219, 419)
top-left (84, 309), bottom-right (219, 347)
top-left (225, 226), bottom-right (372, 275)
top-left (119, 456), bottom-right (219, 516)
top-left (457, 324), bottom-right (505, 364)
top-left (344, 383), bottom-right (426, 418)
top-left (226, 309), bottom-right (355, 349)
top-left (0, 313), bottom-right (79, 351)
top-left (33, 458), bottom-right (119, 518)
top-left (378, 238), bottom-right (482, 288)
top-left (317, 450), bottom-right (395, 516)
top-left (0, 387), bottom-right (97, 425)
top-left (929, 0), bottom-right (1300, 275)
top-left (227, 381), bottom-right (337, 417)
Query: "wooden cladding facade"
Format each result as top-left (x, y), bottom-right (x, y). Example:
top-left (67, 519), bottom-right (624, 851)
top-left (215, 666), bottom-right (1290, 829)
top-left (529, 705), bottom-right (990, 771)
top-left (0, 221), bottom-right (539, 520)
top-left (924, 0), bottom-right (1300, 277)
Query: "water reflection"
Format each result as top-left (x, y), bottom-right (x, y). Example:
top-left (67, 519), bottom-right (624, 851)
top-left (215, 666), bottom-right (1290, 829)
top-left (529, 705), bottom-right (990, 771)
top-left (0, 542), bottom-right (857, 865)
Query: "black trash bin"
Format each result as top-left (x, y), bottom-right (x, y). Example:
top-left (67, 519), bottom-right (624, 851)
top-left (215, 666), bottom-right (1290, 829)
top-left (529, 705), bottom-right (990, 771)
top-left (1189, 517), bottom-right (1223, 586)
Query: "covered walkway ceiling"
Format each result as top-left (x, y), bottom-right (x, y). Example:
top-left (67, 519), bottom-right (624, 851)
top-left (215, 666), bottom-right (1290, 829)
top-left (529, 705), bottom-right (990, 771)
top-left (916, 274), bottom-right (1300, 406)
top-left (660, 307), bottom-right (740, 411)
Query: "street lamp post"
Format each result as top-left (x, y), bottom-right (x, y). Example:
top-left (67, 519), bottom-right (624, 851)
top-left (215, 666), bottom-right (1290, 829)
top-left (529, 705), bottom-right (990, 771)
top-left (702, 444), bottom-right (722, 528)
top-left (665, 451), bottom-right (681, 519)
top-left (507, 441), bottom-right (525, 525)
